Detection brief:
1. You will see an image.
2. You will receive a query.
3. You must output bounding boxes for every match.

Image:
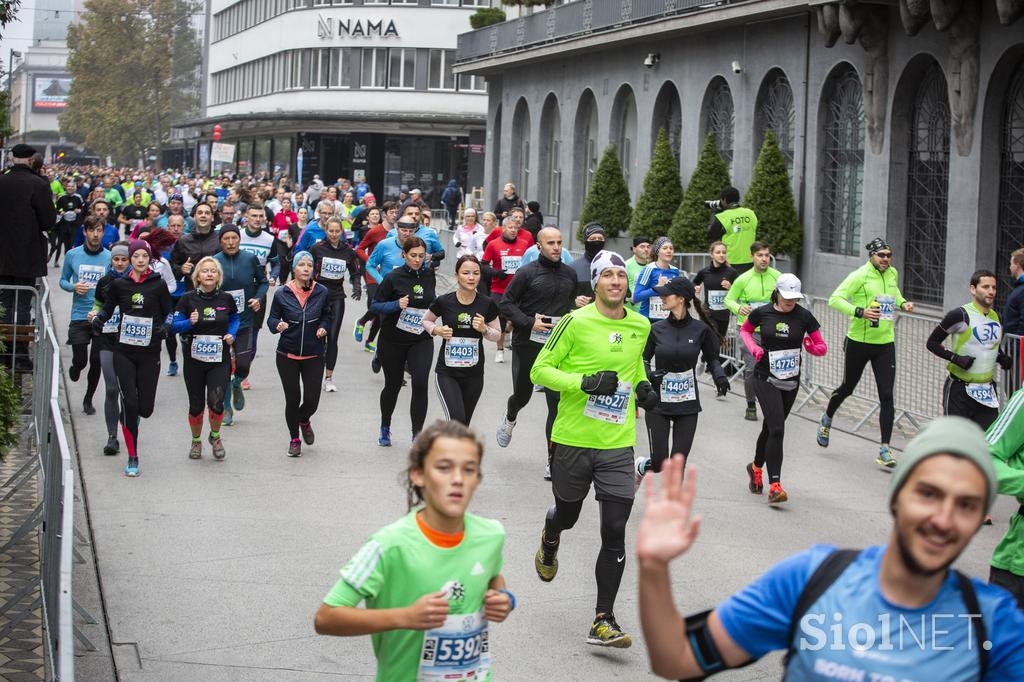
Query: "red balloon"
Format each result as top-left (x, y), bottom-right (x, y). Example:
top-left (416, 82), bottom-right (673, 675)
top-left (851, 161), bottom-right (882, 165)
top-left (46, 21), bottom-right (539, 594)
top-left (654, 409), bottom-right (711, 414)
top-left (213, 124), bottom-right (222, 142)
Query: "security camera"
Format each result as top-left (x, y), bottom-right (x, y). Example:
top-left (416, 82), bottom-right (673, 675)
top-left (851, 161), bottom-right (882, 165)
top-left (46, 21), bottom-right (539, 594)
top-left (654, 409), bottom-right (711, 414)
top-left (732, 60), bottom-right (743, 74)
top-left (644, 53), bottom-right (660, 69)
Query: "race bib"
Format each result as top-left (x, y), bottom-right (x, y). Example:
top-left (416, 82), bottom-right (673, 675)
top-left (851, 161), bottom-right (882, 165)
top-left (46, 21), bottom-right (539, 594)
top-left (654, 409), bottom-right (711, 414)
top-left (102, 307), bottom-right (121, 334)
top-left (418, 610), bottom-right (490, 682)
top-left (227, 289), bottom-right (245, 314)
top-left (397, 307), bottom-right (427, 335)
top-left (78, 264), bottom-right (105, 288)
top-left (875, 295), bottom-right (896, 322)
top-left (749, 301), bottom-right (770, 310)
top-left (444, 337), bottom-right (479, 368)
top-left (583, 380), bottom-right (632, 424)
top-left (529, 316), bottom-right (561, 345)
top-left (661, 370), bottom-right (696, 403)
top-left (769, 348), bottom-right (801, 380)
top-left (965, 382), bottom-right (999, 409)
top-left (707, 290), bottom-right (727, 311)
top-left (120, 314), bottom-right (153, 347)
top-left (501, 255), bottom-right (522, 275)
top-left (319, 257), bottom-right (346, 280)
top-left (648, 296), bottom-right (669, 320)
top-left (190, 334), bottom-right (223, 363)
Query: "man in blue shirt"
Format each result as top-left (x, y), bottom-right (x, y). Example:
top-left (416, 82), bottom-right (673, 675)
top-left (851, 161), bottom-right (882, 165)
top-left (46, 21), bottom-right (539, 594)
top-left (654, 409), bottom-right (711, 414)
top-left (1002, 248), bottom-right (1024, 335)
top-left (294, 199), bottom-right (335, 253)
top-left (637, 417), bottom-right (1024, 680)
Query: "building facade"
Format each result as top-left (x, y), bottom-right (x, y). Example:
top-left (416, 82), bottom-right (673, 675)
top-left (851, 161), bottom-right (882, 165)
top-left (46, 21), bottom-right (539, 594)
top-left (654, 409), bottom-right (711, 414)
top-left (455, 0), bottom-right (1024, 310)
top-left (178, 0), bottom-right (490, 205)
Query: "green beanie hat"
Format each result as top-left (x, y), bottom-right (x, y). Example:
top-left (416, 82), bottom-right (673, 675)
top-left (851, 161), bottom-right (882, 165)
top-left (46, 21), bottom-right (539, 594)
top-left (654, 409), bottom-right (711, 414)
top-left (889, 416), bottom-right (998, 513)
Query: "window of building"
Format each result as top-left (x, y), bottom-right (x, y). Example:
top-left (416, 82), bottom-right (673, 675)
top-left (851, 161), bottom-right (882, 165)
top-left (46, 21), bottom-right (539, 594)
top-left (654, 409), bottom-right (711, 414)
top-left (362, 47), bottom-right (387, 88)
top-left (461, 0), bottom-right (489, 6)
top-left (313, 0), bottom-right (331, 6)
top-left (311, 48), bottom-right (330, 88)
top-left (388, 48), bottom-right (415, 89)
top-left (432, 0), bottom-right (460, 5)
top-left (584, 102), bottom-right (598, 189)
top-left (329, 48), bottom-right (351, 88)
top-left (996, 61), bottom-right (1024, 308)
top-left (903, 62), bottom-right (950, 305)
top-left (458, 74), bottom-right (486, 93)
top-left (705, 78), bottom-right (734, 172)
top-left (428, 49), bottom-right (456, 91)
top-left (613, 88), bottom-right (637, 187)
top-left (391, 0), bottom-right (418, 5)
top-left (363, 0), bottom-right (388, 5)
top-left (818, 65), bottom-right (865, 256)
top-left (756, 72), bottom-right (795, 170)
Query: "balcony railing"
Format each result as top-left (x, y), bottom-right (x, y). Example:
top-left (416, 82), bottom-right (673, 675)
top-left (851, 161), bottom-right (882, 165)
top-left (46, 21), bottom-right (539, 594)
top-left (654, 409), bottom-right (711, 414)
top-left (456, 0), bottom-right (748, 63)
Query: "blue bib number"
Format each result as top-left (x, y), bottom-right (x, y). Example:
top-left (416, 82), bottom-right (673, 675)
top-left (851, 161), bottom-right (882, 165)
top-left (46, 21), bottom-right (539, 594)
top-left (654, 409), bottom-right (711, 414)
top-left (965, 382), bottom-right (999, 409)
top-left (191, 335), bottom-right (223, 363)
top-left (319, 257), bottom-right (346, 280)
top-left (78, 264), bottom-right (105, 288)
top-left (397, 307), bottom-right (427, 335)
top-left (419, 611), bottom-right (490, 682)
top-left (583, 381), bottom-right (632, 424)
top-left (120, 314), bottom-right (153, 347)
top-left (707, 290), bottom-right (727, 311)
top-left (661, 370), bottom-right (696, 403)
top-left (444, 337), bottom-right (479, 368)
top-left (769, 348), bottom-right (801, 380)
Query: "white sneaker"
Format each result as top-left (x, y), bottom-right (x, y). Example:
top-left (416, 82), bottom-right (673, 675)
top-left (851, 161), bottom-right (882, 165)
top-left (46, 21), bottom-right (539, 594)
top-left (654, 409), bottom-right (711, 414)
top-left (544, 462), bottom-right (551, 481)
top-left (633, 456), bottom-right (650, 494)
top-left (496, 416), bottom-right (516, 448)
top-left (324, 377), bottom-right (337, 392)
top-left (495, 349), bottom-right (505, 363)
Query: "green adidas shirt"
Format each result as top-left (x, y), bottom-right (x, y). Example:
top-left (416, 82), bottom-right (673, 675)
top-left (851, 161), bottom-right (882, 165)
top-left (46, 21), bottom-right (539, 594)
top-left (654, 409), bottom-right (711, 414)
top-left (828, 261), bottom-right (907, 344)
top-left (723, 267), bottom-right (781, 327)
top-left (323, 512), bottom-right (505, 681)
top-left (530, 303), bottom-right (651, 450)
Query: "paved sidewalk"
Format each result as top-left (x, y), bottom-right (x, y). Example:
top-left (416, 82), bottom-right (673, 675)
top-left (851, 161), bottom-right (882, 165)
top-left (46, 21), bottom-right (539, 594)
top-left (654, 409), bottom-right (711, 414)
top-left (50, 271), bottom-right (1015, 681)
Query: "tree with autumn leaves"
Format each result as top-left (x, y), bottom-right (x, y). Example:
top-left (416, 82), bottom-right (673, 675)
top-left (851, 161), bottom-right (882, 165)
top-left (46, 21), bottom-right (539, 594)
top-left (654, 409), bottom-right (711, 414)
top-left (62, 0), bottom-right (201, 164)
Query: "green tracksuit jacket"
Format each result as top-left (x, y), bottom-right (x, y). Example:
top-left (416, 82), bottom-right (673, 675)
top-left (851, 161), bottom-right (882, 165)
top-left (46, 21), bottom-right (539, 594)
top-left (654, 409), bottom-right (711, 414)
top-left (986, 387), bottom-right (1024, 577)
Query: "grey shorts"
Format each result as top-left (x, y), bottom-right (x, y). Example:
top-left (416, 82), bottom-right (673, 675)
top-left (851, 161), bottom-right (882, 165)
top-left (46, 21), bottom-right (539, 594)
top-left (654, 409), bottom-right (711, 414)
top-left (551, 444), bottom-right (635, 503)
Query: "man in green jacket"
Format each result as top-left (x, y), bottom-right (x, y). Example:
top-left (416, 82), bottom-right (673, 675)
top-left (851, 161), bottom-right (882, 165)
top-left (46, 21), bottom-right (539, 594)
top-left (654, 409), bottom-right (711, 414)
top-left (706, 186), bottom-right (758, 275)
top-left (817, 238), bottom-right (915, 467)
top-left (986, 388), bottom-right (1024, 609)
top-left (723, 241), bottom-right (780, 421)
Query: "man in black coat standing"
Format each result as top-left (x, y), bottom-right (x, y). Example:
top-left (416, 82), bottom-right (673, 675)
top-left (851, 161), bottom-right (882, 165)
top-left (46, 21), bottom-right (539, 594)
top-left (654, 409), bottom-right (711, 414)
top-left (0, 144), bottom-right (57, 366)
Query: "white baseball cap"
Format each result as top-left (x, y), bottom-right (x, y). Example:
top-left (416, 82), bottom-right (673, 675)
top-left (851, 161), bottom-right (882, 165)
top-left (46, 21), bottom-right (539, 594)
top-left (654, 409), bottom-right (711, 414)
top-left (776, 273), bottom-right (804, 300)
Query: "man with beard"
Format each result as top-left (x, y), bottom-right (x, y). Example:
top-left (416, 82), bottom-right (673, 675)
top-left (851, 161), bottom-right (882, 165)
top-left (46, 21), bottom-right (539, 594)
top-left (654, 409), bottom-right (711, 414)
top-left (637, 417), bottom-right (1024, 680)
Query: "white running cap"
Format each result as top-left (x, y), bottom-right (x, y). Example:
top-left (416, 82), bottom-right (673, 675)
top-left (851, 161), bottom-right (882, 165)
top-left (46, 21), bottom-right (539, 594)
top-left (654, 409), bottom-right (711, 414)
top-left (776, 273), bottom-right (804, 300)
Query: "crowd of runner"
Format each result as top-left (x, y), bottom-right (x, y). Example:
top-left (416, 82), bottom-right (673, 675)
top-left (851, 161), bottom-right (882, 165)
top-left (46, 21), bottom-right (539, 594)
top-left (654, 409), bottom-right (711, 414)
top-left (43, 162), bottom-right (1024, 680)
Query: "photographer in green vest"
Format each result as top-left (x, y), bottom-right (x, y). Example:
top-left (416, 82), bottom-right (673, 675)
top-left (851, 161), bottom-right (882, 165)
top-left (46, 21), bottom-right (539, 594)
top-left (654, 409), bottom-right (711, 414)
top-left (706, 186), bottom-right (758, 275)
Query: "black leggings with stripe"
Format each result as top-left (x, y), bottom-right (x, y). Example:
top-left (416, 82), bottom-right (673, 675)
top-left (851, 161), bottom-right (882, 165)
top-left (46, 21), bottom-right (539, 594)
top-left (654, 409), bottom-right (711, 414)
top-left (435, 372), bottom-right (485, 426)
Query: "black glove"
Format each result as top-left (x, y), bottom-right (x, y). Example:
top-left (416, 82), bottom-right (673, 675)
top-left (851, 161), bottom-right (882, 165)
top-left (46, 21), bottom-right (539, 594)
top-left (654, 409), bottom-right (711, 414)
top-left (636, 381), bottom-right (659, 410)
top-left (91, 317), bottom-right (104, 336)
top-left (157, 323), bottom-right (171, 341)
top-left (715, 376), bottom-right (730, 397)
top-left (951, 354), bottom-right (975, 370)
top-left (580, 370), bottom-right (618, 396)
top-left (494, 269), bottom-right (508, 280)
top-left (454, 241), bottom-right (462, 248)
top-left (352, 288), bottom-right (362, 302)
top-left (998, 353), bottom-right (1013, 371)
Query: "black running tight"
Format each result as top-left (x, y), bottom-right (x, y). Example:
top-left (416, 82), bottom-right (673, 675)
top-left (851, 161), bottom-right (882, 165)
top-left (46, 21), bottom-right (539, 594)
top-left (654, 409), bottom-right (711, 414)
top-left (165, 331), bottom-right (177, 363)
top-left (114, 350), bottom-right (161, 458)
top-left (183, 355), bottom-right (230, 416)
top-left (544, 497), bottom-right (633, 616)
top-left (507, 343), bottom-right (559, 441)
top-left (275, 353), bottom-right (325, 439)
top-left (378, 338), bottom-right (432, 433)
top-left (826, 339), bottom-right (896, 443)
top-left (71, 340), bottom-right (102, 404)
top-left (98, 349), bottom-right (121, 438)
top-left (645, 412), bottom-right (698, 473)
top-left (358, 284), bottom-right (380, 344)
top-left (753, 377), bottom-right (798, 484)
top-left (324, 298), bottom-right (345, 372)
top-left (435, 372), bottom-right (485, 426)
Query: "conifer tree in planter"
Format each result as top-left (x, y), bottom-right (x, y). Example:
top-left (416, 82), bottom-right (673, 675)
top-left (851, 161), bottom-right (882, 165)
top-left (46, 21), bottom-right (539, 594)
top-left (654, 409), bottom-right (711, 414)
top-left (629, 128), bottom-right (683, 239)
top-left (578, 143), bottom-right (632, 239)
top-left (745, 130), bottom-right (802, 260)
top-left (469, 7), bottom-right (506, 29)
top-left (670, 133), bottom-right (731, 252)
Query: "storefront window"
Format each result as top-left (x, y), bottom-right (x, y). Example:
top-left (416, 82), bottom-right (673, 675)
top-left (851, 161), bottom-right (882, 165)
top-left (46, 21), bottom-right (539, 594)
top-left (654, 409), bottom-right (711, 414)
top-left (237, 139), bottom-right (253, 176)
top-left (254, 138), bottom-right (272, 176)
top-left (273, 136), bottom-right (293, 178)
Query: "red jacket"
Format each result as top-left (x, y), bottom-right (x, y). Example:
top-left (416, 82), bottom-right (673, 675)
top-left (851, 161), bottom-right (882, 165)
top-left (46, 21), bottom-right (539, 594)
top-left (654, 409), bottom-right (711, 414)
top-left (355, 224), bottom-right (389, 285)
top-left (482, 234), bottom-right (531, 296)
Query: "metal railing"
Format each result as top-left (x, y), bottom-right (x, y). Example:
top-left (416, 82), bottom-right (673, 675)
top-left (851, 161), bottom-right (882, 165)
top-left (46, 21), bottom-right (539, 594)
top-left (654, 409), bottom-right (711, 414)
top-left (0, 281), bottom-right (77, 680)
top-left (456, 0), bottom-right (752, 63)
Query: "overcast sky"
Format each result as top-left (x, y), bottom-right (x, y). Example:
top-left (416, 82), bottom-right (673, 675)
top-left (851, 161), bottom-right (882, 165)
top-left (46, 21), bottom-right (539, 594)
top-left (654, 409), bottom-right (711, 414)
top-left (1, 10), bottom-right (38, 72)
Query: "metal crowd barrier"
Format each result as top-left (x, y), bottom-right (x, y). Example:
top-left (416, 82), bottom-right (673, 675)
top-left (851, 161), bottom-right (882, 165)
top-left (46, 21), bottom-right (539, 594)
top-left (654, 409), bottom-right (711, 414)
top-left (0, 281), bottom-right (76, 680)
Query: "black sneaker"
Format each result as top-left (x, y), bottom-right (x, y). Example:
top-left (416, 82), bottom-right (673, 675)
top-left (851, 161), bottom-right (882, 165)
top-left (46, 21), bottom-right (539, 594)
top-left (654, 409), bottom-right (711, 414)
top-left (103, 436), bottom-right (119, 456)
top-left (371, 355), bottom-right (382, 374)
top-left (69, 365), bottom-right (81, 382)
top-left (83, 401), bottom-right (96, 415)
top-left (300, 420), bottom-right (315, 445)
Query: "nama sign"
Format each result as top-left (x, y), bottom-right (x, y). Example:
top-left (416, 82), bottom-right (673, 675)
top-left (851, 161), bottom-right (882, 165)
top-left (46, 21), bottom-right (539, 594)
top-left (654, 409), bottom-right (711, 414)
top-left (316, 14), bottom-right (399, 39)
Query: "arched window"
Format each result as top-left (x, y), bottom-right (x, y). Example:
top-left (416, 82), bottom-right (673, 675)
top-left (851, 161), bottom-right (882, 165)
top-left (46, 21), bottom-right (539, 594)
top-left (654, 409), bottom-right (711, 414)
top-left (584, 103), bottom-right (599, 188)
top-left (997, 61), bottom-right (1024, 306)
top-left (903, 63), bottom-right (950, 305)
top-left (704, 78), bottom-right (734, 171)
top-left (511, 99), bottom-right (531, 202)
top-left (540, 95), bottom-right (562, 221)
top-left (651, 81), bottom-right (682, 159)
top-left (755, 71), bottom-right (795, 169)
top-left (611, 87), bottom-right (638, 187)
top-left (819, 64), bottom-right (865, 256)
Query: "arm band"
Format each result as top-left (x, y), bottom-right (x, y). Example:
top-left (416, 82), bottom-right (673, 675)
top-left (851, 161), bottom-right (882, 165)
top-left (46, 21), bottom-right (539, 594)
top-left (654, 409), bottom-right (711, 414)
top-left (682, 609), bottom-right (727, 679)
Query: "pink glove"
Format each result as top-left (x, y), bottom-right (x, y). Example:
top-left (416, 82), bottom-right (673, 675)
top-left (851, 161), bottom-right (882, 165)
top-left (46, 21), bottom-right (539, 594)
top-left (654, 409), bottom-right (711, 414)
top-left (803, 330), bottom-right (827, 357)
top-left (739, 320), bottom-right (765, 362)
top-left (751, 345), bottom-right (764, 362)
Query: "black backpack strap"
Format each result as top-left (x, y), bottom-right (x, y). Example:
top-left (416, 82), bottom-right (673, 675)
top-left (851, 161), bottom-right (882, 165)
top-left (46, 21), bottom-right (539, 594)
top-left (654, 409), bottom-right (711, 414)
top-left (955, 571), bottom-right (988, 679)
top-left (783, 549), bottom-right (861, 669)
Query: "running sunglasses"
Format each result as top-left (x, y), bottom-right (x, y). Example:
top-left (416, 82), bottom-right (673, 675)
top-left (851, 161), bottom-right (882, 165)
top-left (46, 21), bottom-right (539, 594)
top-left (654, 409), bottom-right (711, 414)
top-left (874, 251), bottom-right (893, 259)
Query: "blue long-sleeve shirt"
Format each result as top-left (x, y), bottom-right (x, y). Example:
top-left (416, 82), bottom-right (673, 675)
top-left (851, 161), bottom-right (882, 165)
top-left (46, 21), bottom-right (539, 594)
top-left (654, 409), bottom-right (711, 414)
top-left (365, 236), bottom-right (407, 284)
top-left (633, 263), bottom-right (682, 318)
top-left (214, 250), bottom-right (269, 330)
top-left (295, 220), bottom-right (327, 253)
top-left (171, 310), bottom-right (240, 337)
top-left (59, 245), bottom-right (112, 321)
top-left (72, 224), bottom-right (120, 249)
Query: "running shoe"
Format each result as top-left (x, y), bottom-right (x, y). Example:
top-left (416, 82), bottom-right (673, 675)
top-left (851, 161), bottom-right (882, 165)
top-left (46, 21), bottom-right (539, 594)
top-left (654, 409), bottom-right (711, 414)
top-left (166, 361), bottom-right (178, 377)
top-left (209, 434), bottom-right (226, 460)
top-left (746, 462), bottom-right (763, 494)
top-left (876, 445), bottom-right (896, 468)
top-left (744, 405), bottom-right (758, 421)
top-left (232, 377), bottom-right (245, 410)
top-left (534, 531), bottom-right (559, 582)
top-left (288, 438), bottom-right (302, 457)
top-left (300, 420), bottom-right (315, 445)
top-left (189, 440), bottom-right (202, 459)
top-left (533, 384), bottom-right (544, 392)
top-left (103, 436), bottom-right (119, 456)
top-left (241, 379), bottom-right (251, 390)
top-left (83, 401), bottom-right (96, 415)
top-left (587, 614), bottom-right (632, 648)
top-left (222, 404), bottom-right (234, 426)
top-left (364, 341), bottom-right (376, 354)
top-left (817, 412), bottom-right (832, 448)
top-left (378, 426), bottom-right (392, 447)
top-left (125, 456), bottom-right (140, 477)
top-left (494, 349), bottom-right (504, 363)
top-left (353, 321), bottom-right (364, 343)
top-left (544, 463), bottom-right (551, 481)
top-left (68, 365), bottom-right (81, 382)
top-left (496, 417), bottom-right (516, 448)
top-left (768, 482), bottom-right (788, 504)
top-left (634, 456), bottom-right (649, 494)
top-left (324, 377), bottom-right (337, 392)
top-left (371, 354), bottom-right (382, 373)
